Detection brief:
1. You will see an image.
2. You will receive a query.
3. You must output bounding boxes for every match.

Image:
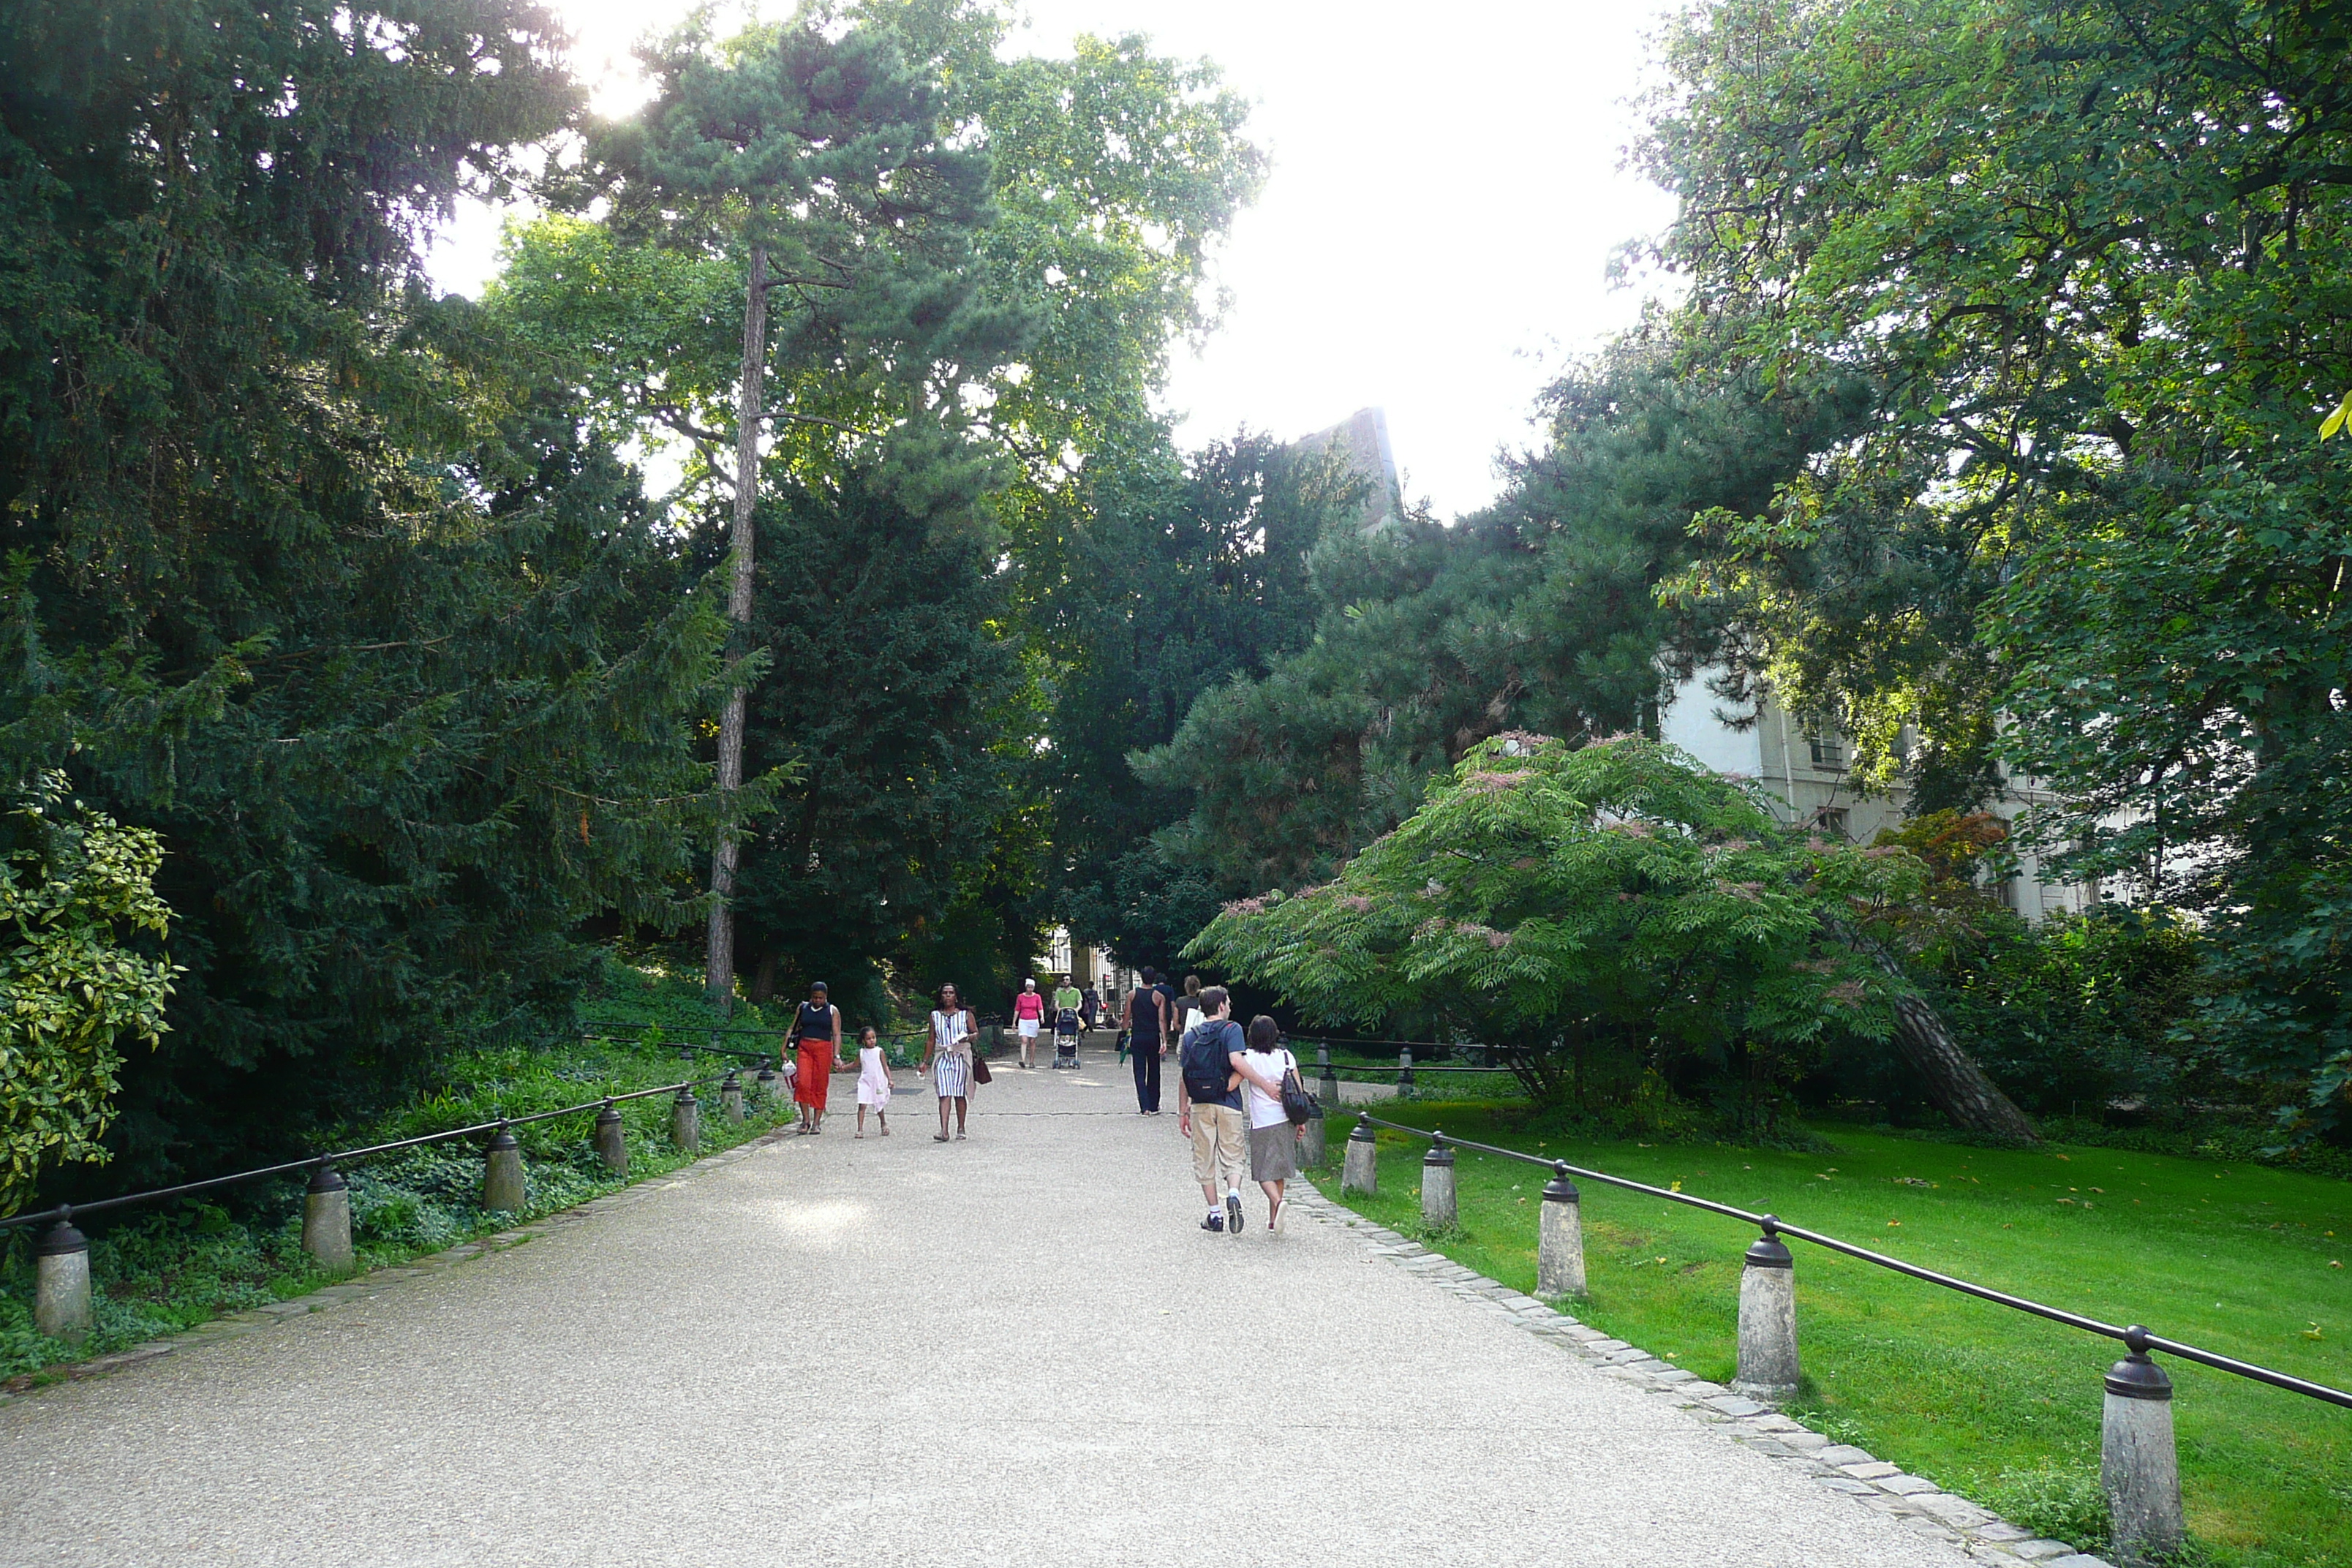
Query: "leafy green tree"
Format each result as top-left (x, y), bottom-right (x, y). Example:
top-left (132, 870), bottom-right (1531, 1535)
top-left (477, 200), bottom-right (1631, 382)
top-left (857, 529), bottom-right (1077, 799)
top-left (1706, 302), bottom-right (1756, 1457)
top-left (0, 774), bottom-right (177, 1215)
top-left (1640, 0), bottom-right (2352, 1129)
top-left (1049, 434), bottom-right (1357, 969)
top-left (1189, 734), bottom-right (1929, 1136)
top-left (0, 0), bottom-right (739, 1183)
top-left (500, 4), bottom-right (1266, 996)
top-left (1136, 332), bottom-right (1863, 901)
top-left (573, 13), bottom-right (1021, 1009)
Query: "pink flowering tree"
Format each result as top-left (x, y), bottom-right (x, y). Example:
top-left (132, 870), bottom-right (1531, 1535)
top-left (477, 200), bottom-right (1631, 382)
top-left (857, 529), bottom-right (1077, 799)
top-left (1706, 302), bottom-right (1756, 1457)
top-left (1188, 733), bottom-right (1934, 1130)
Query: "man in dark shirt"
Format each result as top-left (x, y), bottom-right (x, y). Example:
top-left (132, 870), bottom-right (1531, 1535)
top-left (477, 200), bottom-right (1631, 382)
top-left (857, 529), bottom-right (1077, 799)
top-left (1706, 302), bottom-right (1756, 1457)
top-left (1154, 971), bottom-right (1182, 1057)
top-left (1126, 970), bottom-right (1166, 1115)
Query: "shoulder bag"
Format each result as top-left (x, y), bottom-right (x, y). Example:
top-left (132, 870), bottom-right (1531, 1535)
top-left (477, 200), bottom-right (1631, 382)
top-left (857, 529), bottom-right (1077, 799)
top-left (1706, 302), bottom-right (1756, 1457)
top-left (967, 1014), bottom-right (992, 1085)
top-left (1278, 1050), bottom-right (1319, 1127)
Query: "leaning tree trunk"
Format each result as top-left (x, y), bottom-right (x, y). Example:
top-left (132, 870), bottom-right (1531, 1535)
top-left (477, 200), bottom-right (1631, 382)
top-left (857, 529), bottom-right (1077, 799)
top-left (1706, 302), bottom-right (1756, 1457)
top-left (1842, 924), bottom-right (2040, 1144)
top-left (704, 244), bottom-right (769, 1014)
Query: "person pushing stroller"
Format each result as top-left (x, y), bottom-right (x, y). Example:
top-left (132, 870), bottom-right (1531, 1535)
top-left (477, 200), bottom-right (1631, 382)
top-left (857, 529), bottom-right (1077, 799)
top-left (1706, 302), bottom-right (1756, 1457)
top-left (1051, 974), bottom-right (1084, 1068)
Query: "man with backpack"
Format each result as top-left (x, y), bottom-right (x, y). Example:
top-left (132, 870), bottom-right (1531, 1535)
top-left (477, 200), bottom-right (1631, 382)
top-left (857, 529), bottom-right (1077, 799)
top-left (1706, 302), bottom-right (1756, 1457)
top-left (1175, 987), bottom-right (1285, 1235)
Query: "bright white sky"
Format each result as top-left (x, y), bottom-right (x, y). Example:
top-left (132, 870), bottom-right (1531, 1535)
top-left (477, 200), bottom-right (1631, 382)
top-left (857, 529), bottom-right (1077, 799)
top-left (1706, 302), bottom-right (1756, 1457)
top-left (427, 0), bottom-right (1683, 520)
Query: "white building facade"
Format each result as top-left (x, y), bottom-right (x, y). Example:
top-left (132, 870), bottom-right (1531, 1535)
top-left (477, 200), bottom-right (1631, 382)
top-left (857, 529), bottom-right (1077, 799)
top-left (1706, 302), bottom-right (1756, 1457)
top-left (1660, 670), bottom-right (2103, 921)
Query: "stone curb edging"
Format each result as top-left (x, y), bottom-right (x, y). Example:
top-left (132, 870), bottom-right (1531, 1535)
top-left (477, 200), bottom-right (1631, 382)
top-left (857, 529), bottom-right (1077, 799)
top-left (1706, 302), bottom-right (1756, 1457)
top-left (0, 1125), bottom-right (796, 1409)
top-left (1286, 1178), bottom-right (2116, 1568)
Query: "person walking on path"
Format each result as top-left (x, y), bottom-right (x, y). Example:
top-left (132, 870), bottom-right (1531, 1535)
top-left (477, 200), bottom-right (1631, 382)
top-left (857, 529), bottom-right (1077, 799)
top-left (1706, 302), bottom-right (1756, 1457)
top-left (1012, 978), bottom-right (1045, 1068)
top-left (788, 981), bottom-right (843, 1136)
top-left (853, 1025), bottom-right (892, 1139)
top-left (924, 984), bottom-right (976, 1142)
top-left (1079, 982), bottom-right (1101, 1032)
top-left (1125, 970), bottom-right (1166, 1115)
top-left (1175, 974), bottom-right (1205, 1042)
top-left (1053, 974), bottom-right (1083, 1032)
top-left (1240, 1016), bottom-right (1300, 1232)
top-left (1175, 987), bottom-right (1283, 1234)
top-left (1155, 970), bottom-right (1182, 1059)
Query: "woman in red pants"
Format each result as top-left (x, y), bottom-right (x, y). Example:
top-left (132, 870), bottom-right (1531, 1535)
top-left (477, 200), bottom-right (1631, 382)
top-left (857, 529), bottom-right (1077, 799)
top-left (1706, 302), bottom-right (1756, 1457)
top-left (788, 981), bottom-right (843, 1135)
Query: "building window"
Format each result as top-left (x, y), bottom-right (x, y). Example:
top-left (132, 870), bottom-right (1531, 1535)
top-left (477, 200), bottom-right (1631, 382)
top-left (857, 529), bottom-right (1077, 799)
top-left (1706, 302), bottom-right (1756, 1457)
top-left (1816, 808), bottom-right (1850, 840)
top-left (1806, 728), bottom-right (1847, 770)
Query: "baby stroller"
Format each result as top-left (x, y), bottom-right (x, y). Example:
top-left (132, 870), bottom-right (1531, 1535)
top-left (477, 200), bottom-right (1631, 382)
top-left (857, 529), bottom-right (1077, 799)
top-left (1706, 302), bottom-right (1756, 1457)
top-left (1052, 1005), bottom-right (1082, 1068)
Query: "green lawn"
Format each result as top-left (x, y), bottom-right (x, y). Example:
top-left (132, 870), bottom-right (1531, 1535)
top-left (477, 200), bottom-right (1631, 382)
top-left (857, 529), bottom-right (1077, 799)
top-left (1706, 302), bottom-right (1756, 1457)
top-left (1317, 1101), bottom-right (2352, 1568)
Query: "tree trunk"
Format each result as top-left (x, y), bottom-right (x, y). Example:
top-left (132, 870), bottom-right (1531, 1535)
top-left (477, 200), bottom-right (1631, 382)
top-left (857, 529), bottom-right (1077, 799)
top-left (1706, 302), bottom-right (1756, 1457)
top-left (704, 244), bottom-right (769, 1014)
top-left (1840, 922), bottom-right (2040, 1142)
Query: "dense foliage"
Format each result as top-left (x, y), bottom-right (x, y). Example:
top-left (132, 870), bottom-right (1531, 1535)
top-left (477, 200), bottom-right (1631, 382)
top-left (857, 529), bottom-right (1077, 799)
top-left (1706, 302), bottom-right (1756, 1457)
top-left (1642, 0), bottom-right (2352, 1132)
top-left (1132, 335), bottom-right (1865, 902)
top-left (0, 0), bottom-right (742, 1184)
top-left (0, 776), bottom-right (177, 1214)
top-left (1191, 734), bottom-right (1928, 1134)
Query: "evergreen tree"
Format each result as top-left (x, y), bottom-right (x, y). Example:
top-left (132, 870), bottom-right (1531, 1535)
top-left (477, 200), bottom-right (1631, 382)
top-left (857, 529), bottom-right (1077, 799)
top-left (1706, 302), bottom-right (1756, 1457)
top-left (0, 0), bottom-right (738, 1183)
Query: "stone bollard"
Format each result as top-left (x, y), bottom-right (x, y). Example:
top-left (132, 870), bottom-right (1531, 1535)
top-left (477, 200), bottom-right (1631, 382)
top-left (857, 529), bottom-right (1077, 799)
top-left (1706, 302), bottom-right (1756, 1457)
top-left (1421, 1135), bottom-right (1457, 1231)
top-left (1730, 1217), bottom-right (1800, 1401)
top-left (720, 1070), bottom-right (745, 1125)
top-left (1396, 1046), bottom-right (1414, 1093)
top-left (671, 1085), bottom-right (701, 1155)
top-left (34, 1213), bottom-right (91, 1344)
top-left (754, 1066), bottom-right (777, 1107)
top-left (481, 1123), bottom-right (525, 1213)
top-left (1317, 1044), bottom-right (1339, 1109)
top-left (1341, 1115), bottom-right (1379, 1196)
top-left (301, 1160), bottom-right (355, 1273)
top-left (2102, 1330), bottom-right (2184, 1567)
top-left (1538, 1162), bottom-right (1587, 1297)
top-left (1300, 1106), bottom-right (1327, 1168)
top-left (593, 1099), bottom-right (628, 1176)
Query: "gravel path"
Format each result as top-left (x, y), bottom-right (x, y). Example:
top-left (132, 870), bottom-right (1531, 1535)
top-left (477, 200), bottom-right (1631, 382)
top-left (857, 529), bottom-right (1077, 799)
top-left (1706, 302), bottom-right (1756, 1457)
top-left (1, 1058), bottom-right (1976, 1567)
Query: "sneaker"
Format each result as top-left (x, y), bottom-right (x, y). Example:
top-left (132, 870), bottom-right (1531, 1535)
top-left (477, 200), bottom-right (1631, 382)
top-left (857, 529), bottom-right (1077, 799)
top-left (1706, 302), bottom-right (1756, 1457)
top-left (1226, 1194), bottom-right (1245, 1235)
top-left (1201, 1211), bottom-right (1224, 1233)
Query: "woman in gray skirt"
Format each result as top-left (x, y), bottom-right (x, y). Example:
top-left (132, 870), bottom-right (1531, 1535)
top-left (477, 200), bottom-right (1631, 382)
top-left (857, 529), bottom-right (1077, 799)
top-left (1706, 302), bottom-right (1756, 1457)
top-left (1238, 1015), bottom-right (1300, 1232)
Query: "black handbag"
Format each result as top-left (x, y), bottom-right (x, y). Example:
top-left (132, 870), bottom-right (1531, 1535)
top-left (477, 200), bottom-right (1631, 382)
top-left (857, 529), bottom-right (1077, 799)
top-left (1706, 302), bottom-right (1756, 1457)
top-left (1278, 1057), bottom-right (1319, 1126)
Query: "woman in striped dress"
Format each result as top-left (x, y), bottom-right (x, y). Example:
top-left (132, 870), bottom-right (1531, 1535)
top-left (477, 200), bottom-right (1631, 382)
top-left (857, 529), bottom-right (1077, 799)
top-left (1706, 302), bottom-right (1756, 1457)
top-left (923, 983), bottom-right (976, 1142)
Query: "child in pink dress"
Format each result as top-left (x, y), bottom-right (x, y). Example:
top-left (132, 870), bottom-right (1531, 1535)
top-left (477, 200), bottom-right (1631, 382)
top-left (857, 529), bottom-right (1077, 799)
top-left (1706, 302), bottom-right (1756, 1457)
top-left (854, 1027), bottom-right (892, 1137)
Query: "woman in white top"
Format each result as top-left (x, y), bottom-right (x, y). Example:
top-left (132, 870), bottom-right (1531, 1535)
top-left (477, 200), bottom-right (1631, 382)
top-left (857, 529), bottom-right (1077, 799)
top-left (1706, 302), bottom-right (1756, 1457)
top-left (921, 983), bottom-right (976, 1142)
top-left (1239, 1014), bottom-right (1300, 1232)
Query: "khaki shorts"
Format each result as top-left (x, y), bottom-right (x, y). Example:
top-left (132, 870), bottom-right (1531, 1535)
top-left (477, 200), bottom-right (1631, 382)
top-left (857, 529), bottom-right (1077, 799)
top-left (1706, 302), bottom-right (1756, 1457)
top-left (1189, 1102), bottom-right (1247, 1189)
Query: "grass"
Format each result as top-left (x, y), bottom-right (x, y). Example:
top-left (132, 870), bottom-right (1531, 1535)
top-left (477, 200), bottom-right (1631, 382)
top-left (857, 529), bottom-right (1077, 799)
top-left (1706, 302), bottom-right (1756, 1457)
top-left (1315, 1099), bottom-right (2352, 1568)
top-left (0, 956), bottom-right (798, 1386)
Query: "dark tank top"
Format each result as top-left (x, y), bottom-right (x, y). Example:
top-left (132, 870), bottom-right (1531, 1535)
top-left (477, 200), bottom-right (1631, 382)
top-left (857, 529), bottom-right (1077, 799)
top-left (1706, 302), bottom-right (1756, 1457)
top-left (795, 1001), bottom-right (836, 1043)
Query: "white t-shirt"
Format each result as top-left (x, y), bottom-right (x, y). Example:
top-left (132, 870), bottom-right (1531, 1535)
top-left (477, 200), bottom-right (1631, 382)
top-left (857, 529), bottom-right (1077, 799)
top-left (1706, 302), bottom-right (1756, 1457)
top-left (1242, 1047), bottom-right (1297, 1130)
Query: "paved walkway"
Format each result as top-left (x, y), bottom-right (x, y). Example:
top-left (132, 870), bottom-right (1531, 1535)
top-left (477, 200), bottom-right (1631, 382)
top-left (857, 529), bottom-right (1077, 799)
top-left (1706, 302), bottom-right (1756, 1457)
top-left (1, 1058), bottom-right (1977, 1567)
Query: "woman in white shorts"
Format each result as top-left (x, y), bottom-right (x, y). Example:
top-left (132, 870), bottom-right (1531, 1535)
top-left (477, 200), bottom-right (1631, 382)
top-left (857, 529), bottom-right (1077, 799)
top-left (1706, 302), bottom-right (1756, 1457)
top-left (1240, 1015), bottom-right (1300, 1232)
top-left (1011, 977), bottom-right (1045, 1067)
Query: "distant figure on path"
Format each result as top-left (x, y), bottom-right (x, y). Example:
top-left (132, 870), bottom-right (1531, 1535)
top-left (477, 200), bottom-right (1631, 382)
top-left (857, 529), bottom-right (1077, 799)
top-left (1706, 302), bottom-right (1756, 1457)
top-left (1080, 982), bottom-right (1101, 1031)
top-left (789, 981), bottom-right (842, 1136)
top-left (1155, 970), bottom-right (1182, 1059)
top-left (1126, 970), bottom-right (1166, 1114)
top-left (1175, 986), bottom-right (1282, 1235)
top-left (1240, 1015), bottom-right (1301, 1232)
top-left (1013, 977), bottom-right (1045, 1068)
top-left (1175, 974), bottom-right (1205, 1041)
top-left (854, 1025), bottom-right (892, 1139)
top-left (924, 984), bottom-right (976, 1142)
